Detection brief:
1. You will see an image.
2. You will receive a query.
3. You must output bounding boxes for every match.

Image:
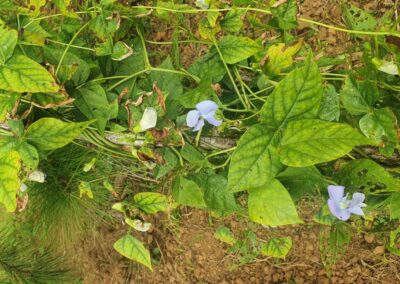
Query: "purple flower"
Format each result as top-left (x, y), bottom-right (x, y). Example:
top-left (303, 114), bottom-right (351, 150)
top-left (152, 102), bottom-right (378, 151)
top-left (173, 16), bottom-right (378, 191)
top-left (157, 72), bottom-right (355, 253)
top-left (186, 100), bottom-right (222, 132)
top-left (327, 185), bottom-right (366, 221)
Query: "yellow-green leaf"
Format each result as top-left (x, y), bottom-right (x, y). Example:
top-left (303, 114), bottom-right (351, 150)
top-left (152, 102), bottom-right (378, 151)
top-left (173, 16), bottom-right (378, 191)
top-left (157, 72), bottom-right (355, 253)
top-left (0, 24), bottom-right (17, 64)
top-left (0, 151), bottom-right (20, 212)
top-left (0, 55), bottom-right (59, 93)
top-left (25, 118), bottom-right (91, 151)
top-left (0, 91), bottom-right (19, 122)
top-left (113, 235), bottom-right (152, 271)
top-left (260, 237), bottom-right (292, 258)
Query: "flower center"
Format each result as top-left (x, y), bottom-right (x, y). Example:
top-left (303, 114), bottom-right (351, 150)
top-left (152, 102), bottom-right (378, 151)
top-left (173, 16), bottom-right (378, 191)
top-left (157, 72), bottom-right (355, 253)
top-left (339, 200), bottom-right (349, 209)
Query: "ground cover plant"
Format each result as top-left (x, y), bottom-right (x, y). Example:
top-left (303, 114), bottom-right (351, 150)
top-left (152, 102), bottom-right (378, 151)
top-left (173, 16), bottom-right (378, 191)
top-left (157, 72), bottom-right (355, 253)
top-left (0, 0), bottom-right (399, 282)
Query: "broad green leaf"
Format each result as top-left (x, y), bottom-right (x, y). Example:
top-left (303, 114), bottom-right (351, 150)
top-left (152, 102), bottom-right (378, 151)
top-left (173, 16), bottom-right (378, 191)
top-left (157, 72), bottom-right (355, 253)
top-left (271, 0), bottom-right (298, 30)
top-left (31, 92), bottom-right (74, 109)
top-left (340, 78), bottom-right (378, 115)
top-left (18, 142), bottom-right (39, 170)
top-left (113, 235), bottom-right (152, 271)
top-left (218, 36), bottom-right (262, 64)
top-left (150, 57), bottom-right (183, 100)
top-left (319, 84), bottom-right (340, 121)
top-left (111, 41), bottom-right (133, 61)
top-left (260, 62), bottom-right (323, 127)
top-left (343, 4), bottom-right (376, 31)
top-left (79, 181), bottom-right (93, 199)
top-left (389, 192), bottom-right (400, 220)
top-left (204, 175), bottom-right (238, 213)
top-left (214, 226), bottom-right (237, 245)
top-left (25, 118), bottom-right (91, 151)
top-left (188, 54), bottom-right (226, 83)
top-left (263, 41), bottom-right (302, 76)
top-left (172, 176), bottom-right (206, 208)
top-left (227, 125), bottom-right (281, 192)
top-left (133, 192), bottom-right (168, 214)
top-left (0, 136), bottom-right (19, 158)
top-left (21, 19), bottom-right (51, 46)
top-left (334, 159), bottom-right (398, 193)
top-left (220, 9), bottom-right (245, 33)
top-left (153, 148), bottom-right (178, 179)
top-left (180, 143), bottom-right (207, 167)
top-left (277, 166), bottom-right (329, 201)
top-left (73, 84), bottom-right (115, 134)
top-left (0, 151), bottom-right (20, 212)
top-left (359, 108), bottom-right (397, 154)
top-left (248, 179), bottom-right (301, 226)
top-left (0, 91), bottom-right (19, 122)
top-left (179, 82), bottom-right (215, 108)
top-left (313, 207), bottom-right (336, 225)
top-left (88, 13), bottom-right (119, 40)
top-left (260, 237), bottom-right (292, 258)
top-left (0, 24), bottom-right (17, 64)
top-left (280, 119), bottom-right (369, 167)
top-left (0, 55), bottom-right (59, 93)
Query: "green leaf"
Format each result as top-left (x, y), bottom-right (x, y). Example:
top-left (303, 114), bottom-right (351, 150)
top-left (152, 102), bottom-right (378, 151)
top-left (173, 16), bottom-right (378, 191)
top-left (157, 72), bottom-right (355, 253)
top-left (113, 235), bottom-right (152, 271)
top-left (0, 91), bottom-right (19, 122)
top-left (0, 24), bottom-right (17, 64)
top-left (227, 125), bottom-right (281, 192)
top-left (359, 108), bottom-right (397, 153)
top-left (150, 57), bottom-right (183, 100)
top-left (0, 55), bottom-right (59, 93)
top-left (204, 175), bottom-right (238, 213)
top-left (0, 151), bottom-right (20, 212)
top-left (133, 192), bottom-right (168, 214)
top-left (260, 237), bottom-right (292, 258)
top-left (271, 0), bottom-right (298, 30)
top-left (18, 142), bottom-right (39, 170)
top-left (277, 166), bottom-right (328, 201)
top-left (343, 4), bottom-right (376, 32)
top-left (79, 181), bottom-right (93, 199)
top-left (188, 54), bottom-right (226, 83)
top-left (111, 41), bottom-right (133, 61)
top-left (340, 78), bottom-right (378, 115)
top-left (218, 36), bottom-right (262, 64)
top-left (248, 179), bottom-right (301, 226)
top-left (25, 118), bottom-right (91, 151)
top-left (21, 19), bottom-right (51, 46)
top-left (389, 192), bottom-right (400, 220)
top-left (334, 159), bottom-right (398, 193)
top-left (220, 9), bottom-right (245, 33)
top-left (214, 226), bottom-right (237, 245)
top-left (280, 119), bottom-right (369, 167)
top-left (73, 84), bottom-right (115, 134)
top-left (319, 84), bottom-right (340, 121)
top-left (179, 82), bottom-right (215, 108)
top-left (260, 61), bottom-right (323, 127)
top-left (172, 176), bottom-right (206, 208)
top-left (263, 41), bottom-right (302, 76)
top-left (88, 13), bottom-right (119, 40)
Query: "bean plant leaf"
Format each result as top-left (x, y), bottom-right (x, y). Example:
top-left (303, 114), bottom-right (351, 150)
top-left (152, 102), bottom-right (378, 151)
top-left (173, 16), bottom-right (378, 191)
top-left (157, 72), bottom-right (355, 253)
top-left (0, 24), bottom-right (17, 64)
top-left (389, 193), bottom-right (400, 220)
top-left (271, 0), bottom-right (298, 30)
top-left (227, 125), bottom-right (281, 192)
top-left (214, 226), bottom-right (237, 245)
top-left (248, 179), bottom-right (302, 226)
top-left (220, 9), bottom-right (245, 33)
top-left (0, 151), bottom-right (20, 212)
top-left (25, 118), bottom-right (91, 151)
top-left (18, 142), bottom-right (39, 170)
top-left (359, 108), bottom-right (397, 154)
top-left (260, 237), bottom-right (292, 259)
top-left (218, 36), bottom-right (262, 64)
top-left (172, 176), bottom-right (206, 208)
top-left (113, 235), bottom-right (152, 271)
top-left (340, 78), bottom-right (378, 115)
top-left (334, 159), bottom-right (398, 193)
top-left (0, 55), bottom-right (59, 93)
top-left (280, 119), bottom-right (370, 167)
top-left (260, 61), bottom-right (323, 127)
top-left (204, 175), bottom-right (238, 213)
top-left (319, 84), bottom-right (340, 121)
top-left (0, 91), bottom-right (19, 122)
top-left (342, 4), bottom-right (376, 31)
top-left (133, 192), bottom-right (168, 214)
top-left (53, 0), bottom-right (80, 18)
top-left (263, 41), bottom-right (302, 76)
top-left (73, 84), bottom-right (115, 134)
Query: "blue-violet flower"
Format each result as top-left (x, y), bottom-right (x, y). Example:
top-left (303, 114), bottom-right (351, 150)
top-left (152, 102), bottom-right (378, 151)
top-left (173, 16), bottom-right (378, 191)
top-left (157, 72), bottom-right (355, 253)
top-left (186, 100), bottom-right (222, 132)
top-left (327, 185), bottom-right (366, 221)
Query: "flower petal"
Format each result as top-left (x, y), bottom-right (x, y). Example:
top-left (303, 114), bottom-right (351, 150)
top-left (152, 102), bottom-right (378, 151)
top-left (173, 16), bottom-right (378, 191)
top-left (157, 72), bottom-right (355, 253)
top-left (196, 100), bottom-right (218, 115)
top-left (328, 185), bottom-right (345, 202)
top-left (192, 118), bottom-right (205, 132)
top-left (328, 199), bottom-right (351, 221)
top-left (186, 110), bottom-right (200, 127)
top-left (348, 205), bottom-right (364, 216)
top-left (203, 111), bottom-right (222, 127)
top-left (28, 170), bottom-right (46, 183)
top-left (349, 192), bottom-right (365, 207)
top-left (139, 107), bottom-right (157, 131)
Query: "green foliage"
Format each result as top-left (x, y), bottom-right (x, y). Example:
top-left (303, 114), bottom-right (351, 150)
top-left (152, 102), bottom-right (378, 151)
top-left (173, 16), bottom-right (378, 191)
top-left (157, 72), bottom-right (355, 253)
top-left (133, 192), bottom-right (168, 214)
top-left (113, 235), bottom-right (152, 271)
top-left (0, 151), bottom-right (20, 212)
top-left (260, 237), bottom-right (292, 259)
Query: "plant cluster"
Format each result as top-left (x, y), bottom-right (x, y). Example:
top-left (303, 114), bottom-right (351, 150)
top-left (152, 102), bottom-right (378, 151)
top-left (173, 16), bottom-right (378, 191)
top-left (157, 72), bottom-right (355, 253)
top-left (0, 0), bottom-right (399, 279)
